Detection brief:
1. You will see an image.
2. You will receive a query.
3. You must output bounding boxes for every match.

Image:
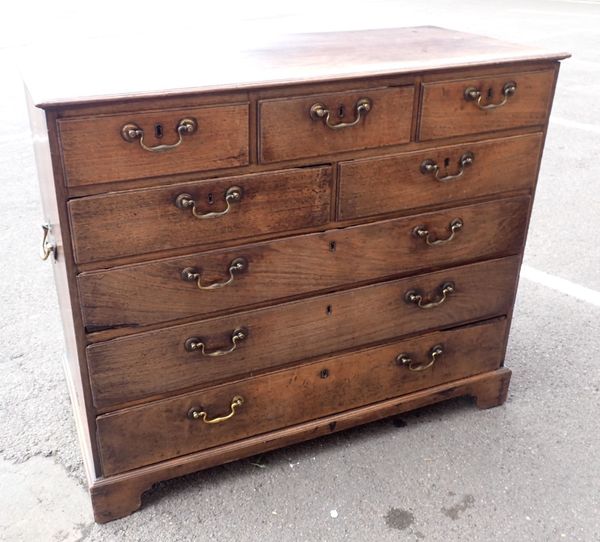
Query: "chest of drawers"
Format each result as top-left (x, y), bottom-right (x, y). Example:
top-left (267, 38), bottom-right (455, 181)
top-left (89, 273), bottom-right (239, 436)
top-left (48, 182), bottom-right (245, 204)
top-left (26, 27), bottom-right (568, 522)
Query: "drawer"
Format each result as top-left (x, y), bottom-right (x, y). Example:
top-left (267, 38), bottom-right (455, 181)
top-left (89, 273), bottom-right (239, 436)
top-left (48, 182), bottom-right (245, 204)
top-left (87, 256), bottom-right (519, 409)
top-left (338, 133), bottom-right (541, 220)
top-left (79, 196), bottom-right (530, 332)
top-left (58, 103), bottom-right (250, 186)
top-left (97, 317), bottom-right (508, 475)
top-left (68, 167), bottom-right (332, 264)
top-left (259, 86), bottom-right (414, 163)
top-left (419, 70), bottom-right (555, 140)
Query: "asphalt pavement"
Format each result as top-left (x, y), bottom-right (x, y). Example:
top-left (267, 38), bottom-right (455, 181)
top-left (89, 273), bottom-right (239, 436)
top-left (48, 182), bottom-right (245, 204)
top-left (0, 1), bottom-right (598, 541)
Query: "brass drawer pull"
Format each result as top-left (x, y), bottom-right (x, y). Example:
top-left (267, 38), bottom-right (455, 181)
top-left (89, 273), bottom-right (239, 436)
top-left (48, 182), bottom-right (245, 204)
top-left (181, 257), bottom-right (247, 290)
top-left (121, 118), bottom-right (197, 152)
top-left (396, 344), bottom-right (444, 372)
top-left (40, 223), bottom-right (57, 261)
top-left (413, 218), bottom-right (463, 246)
top-left (184, 327), bottom-right (247, 356)
top-left (175, 186), bottom-right (243, 219)
top-left (464, 81), bottom-right (517, 110)
top-left (188, 395), bottom-right (244, 424)
top-left (309, 97), bottom-right (372, 130)
top-left (405, 282), bottom-right (455, 309)
top-left (420, 152), bottom-right (474, 182)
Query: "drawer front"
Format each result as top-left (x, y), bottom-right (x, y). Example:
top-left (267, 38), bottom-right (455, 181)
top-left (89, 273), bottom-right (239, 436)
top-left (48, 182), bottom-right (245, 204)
top-left (338, 133), bottom-right (541, 220)
top-left (259, 86), bottom-right (414, 163)
top-left (97, 318), bottom-right (508, 475)
top-left (419, 70), bottom-right (555, 140)
top-left (68, 167), bottom-right (332, 264)
top-left (59, 104), bottom-right (250, 186)
top-left (79, 196), bottom-right (529, 332)
top-left (87, 256), bottom-right (519, 409)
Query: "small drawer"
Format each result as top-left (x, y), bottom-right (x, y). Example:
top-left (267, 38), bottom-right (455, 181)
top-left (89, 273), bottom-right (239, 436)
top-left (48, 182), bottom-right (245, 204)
top-left (419, 69), bottom-right (555, 140)
top-left (68, 167), bottom-right (332, 264)
top-left (96, 317), bottom-right (508, 475)
top-left (258, 86), bottom-right (414, 163)
top-left (87, 256), bottom-right (519, 410)
top-left (79, 196), bottom-right (530, 333)
top-left (338, 133), bottom-right (542, 220)
top-left (58, 103), bottom-right (250, 186)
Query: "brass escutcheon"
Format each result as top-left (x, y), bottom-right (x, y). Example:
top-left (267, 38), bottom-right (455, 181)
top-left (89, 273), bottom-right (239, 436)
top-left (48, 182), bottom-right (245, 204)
top-left (464, 81), bottom-right (517, 110)
top-left (420, 152), bottom-right (474, 182)
top-left (175, 186), bottom-right (243, 219)
top-left (309, 97), bottom-right (372, 129)
top-left (121, 118), bottom-right (197, 152)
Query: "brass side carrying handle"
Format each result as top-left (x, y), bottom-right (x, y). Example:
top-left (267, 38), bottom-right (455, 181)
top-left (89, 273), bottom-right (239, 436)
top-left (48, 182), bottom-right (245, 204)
top-left (420, 152), bottom-right (474, 182)
top-left (310, 98), bottom-right (372, 130)
top-left (464, 81), bottom-right (517, 110)
top-left (175, 186), bottom-right (242, 219)
top-left (181, 258), bottom-right (247, 290)
top-left (413, 218), bottom-right (463, 247)
top-left (188, 395), bottom-right (244, 424)
top-left (40, 224), bottom-right (57, 261)
top-left (121, 118), bottom-right (197, 153)
top-left (396, 345), bottom-right (444, 372)
top-left (405, 282), bottom-right (455, 309)
top-left (184, 328), bottom-right (247, 357)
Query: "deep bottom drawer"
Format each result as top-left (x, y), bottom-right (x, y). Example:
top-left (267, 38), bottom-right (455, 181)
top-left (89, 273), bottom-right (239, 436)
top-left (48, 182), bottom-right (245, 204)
top-left (97, 317), bottom-right (508, 475)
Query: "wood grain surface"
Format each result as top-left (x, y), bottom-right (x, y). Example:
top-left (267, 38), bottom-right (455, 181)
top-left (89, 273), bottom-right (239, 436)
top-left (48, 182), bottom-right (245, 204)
top-left (68, 167), bottom-right (332, 263)
top-left (338, 133), bottom-right (542, 220)
top-left (87, 256), bottom-right (520, 409)
top-left (96, 318), bottom-right (508, 475)
top-left (419, 69), bottom-right (555, 140)
top-left (78, 196), bottom-right (530, 333)
top-left (59, 103), bottom-right (250, 186)
top-left (259, 86), bottom-right (414, 163)
top-left (23, 27), bottom-right (568, 108)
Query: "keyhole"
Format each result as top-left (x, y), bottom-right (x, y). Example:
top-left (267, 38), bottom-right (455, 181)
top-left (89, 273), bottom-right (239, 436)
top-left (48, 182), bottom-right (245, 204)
top-left (337, 104), bottom-right (345, 118)
top-left (329, 240), bottom-right (336, 252)
top-left (207, 193), bottom-right (214, 205)
top-left (320, 369), bottom-right (329, 379)
top-left (154, 123), bottom-right (163, 139)
top-left (326, 305), bottom-right (333, 316)
top-left (487, 87), bottom-right (493, 99)
top-left (444, 157), bottom-right (450, 168)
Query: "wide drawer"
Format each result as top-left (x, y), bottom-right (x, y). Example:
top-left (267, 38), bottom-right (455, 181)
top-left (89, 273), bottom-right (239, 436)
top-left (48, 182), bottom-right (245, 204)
top-left (79, 196), bottom-right (530, 333)
top-left (87, 256), bottom-right (519, 409)
top-left (96, 318), bottom-right (508, 475)
top-left (338, 133), bottom-right (541, 220)
top-left (259, 86), bottom-right (414, 163)
top-left (68, 167), bottom-right (332, 264)
top-left (58, 103), bottom-right (250, 186)
top-left (419, 70), bottom-right (555, 140)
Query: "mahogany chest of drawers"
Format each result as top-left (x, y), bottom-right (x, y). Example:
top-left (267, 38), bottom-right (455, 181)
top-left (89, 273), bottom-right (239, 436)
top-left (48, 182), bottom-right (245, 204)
top-left (26, 27), bottom-right (568, 522)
